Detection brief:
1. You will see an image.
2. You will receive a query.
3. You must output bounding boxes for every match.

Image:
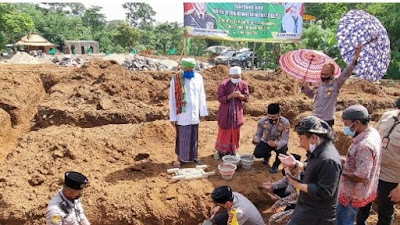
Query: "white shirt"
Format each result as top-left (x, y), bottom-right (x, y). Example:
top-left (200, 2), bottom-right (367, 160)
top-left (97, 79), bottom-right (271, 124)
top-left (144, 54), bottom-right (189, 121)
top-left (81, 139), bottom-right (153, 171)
top-left (169, 72), bottom-right (208, 125)
top-left (46, 189), bottom-right (90, 225)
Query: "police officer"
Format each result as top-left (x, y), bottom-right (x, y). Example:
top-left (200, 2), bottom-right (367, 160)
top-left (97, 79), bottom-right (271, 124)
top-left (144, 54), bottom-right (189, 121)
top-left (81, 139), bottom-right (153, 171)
top-left (46, 171), bottom-right (90, 225)
top-left (253, 103), bottom-right (290, 173)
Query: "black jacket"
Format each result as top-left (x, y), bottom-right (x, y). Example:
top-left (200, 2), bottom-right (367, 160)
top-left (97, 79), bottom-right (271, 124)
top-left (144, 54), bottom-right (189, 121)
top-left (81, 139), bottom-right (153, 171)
top-left (288, 141), bottom-right (342, 225)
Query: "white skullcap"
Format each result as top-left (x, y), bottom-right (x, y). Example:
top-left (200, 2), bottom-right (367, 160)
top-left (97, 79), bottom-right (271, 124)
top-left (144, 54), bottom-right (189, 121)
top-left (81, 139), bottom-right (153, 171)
top-left (229, 66), bottom-right (242, 75)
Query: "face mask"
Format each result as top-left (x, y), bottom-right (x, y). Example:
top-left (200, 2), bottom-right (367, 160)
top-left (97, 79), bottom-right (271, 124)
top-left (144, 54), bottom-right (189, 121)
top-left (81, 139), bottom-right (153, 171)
top-left (321, 77), bottom-right (331, 82)
top-left (75, 194), bottom-right (82, 200)
top-left (269, 119), bottom-right (277, 124)
top-left (309, 136), bottom-right (320, 153)
top-left (343, 122), bottom-right (356, 137)
top-left (183, 71), bottom-right (195, 79)
top-left (231, 78), bottom-right (241, 84)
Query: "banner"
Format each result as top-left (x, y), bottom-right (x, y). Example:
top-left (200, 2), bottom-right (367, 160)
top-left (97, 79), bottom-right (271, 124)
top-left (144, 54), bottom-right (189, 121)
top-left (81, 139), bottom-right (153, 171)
top-left (184, 3), bottom-right (304, 43)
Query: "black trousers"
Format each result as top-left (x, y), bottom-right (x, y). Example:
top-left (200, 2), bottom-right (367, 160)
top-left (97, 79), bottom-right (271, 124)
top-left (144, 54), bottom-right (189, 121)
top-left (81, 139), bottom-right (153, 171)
top-left (253, 141), bottom-right (288, 168)
top-left (356, 179), bottom-right (398, 225)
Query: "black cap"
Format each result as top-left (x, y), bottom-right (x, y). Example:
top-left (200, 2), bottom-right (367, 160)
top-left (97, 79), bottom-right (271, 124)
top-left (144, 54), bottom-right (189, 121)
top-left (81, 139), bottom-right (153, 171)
top-left (65, 171), bottom-right (88, 190)
top-left (295, 116), bottom-right (331, 135)
top-left (342, 105), bottom-right (370, 121)
top-left (267, 103), bottom-right (280, 115)
top-left (211, 186), bottom-right (233, 204)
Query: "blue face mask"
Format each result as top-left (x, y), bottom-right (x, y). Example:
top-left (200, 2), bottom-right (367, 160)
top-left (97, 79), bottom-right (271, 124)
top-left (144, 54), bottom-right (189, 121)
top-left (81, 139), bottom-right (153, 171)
top-left (183, 71), bottom-right (195, 79)
top-left (343, 122), bottom-right (356, 137)
top-left (231, 78), bottom-right (241, 84)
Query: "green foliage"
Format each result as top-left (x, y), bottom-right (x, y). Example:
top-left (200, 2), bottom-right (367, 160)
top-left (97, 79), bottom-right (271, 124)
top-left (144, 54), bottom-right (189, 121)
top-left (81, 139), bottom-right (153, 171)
top-left (0, 4), bottom-right (34, 45)
top-left (122, 3), bottom-right (156, 29)
top-left (112, 22), bottom-right (141, 52)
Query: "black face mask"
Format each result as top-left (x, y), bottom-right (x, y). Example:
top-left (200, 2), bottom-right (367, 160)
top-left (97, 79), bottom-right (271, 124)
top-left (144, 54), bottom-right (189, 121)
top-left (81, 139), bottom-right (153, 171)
top-left (75, 194), bottom-right (82, 200)
top-left (269, 119), bottom-right (278, 124)
top-left (321, 77), bottom-right (331, 82)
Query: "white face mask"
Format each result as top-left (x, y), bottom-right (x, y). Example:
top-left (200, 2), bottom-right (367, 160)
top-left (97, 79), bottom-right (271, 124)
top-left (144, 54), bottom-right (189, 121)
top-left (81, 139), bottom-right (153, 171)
top-left (309, 137), bottom-right (320, 153)
top-left (231, 78), bottom-right (241, 84)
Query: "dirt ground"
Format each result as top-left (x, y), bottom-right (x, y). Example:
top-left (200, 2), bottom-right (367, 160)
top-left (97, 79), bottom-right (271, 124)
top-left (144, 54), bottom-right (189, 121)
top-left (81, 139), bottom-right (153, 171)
top-left (0, 60), bottom-right (399, 225)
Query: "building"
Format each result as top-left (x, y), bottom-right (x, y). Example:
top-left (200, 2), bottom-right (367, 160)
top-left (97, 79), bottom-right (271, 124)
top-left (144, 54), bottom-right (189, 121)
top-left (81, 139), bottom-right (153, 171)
top-left (16, 34), bottom-right (56, 54)
top-left (63, 41), bottom-right (99, 54)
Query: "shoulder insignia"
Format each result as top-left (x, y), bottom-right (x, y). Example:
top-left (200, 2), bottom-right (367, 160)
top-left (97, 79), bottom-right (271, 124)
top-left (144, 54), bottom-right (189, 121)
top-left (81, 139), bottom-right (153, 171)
top-left (52, 215), bottom-right (62, 224)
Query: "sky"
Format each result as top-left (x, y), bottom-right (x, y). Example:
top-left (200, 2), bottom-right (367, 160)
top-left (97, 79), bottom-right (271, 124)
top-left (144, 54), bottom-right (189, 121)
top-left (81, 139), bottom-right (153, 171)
top-left (83, 1), bottom-right (184, 24)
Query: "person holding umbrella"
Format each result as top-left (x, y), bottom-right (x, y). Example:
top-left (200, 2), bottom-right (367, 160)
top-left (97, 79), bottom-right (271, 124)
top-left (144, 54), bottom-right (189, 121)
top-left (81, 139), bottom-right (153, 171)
top-left (214, 66), bottom-right (249, 159)
top-left (301, 46), bottom-right (362, 127)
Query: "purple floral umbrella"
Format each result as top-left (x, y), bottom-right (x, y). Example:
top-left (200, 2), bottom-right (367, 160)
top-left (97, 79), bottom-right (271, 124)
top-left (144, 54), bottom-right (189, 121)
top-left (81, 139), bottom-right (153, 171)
top-left (337, 10), bottom-right (391, 82)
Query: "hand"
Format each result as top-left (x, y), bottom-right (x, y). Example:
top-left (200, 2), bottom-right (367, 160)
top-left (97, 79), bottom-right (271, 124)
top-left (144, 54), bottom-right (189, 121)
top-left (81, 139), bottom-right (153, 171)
top-left (340, 155), bottom-right (346, 165)
top-left (389, 184), bottom-right (400, 202)
top-left (278, 153), bottom-right (296, 168)
top-left (210, 206), bottom-right (221, 218)
top-left (263, 181), bottom-right (273, 190)
top-left (170, 121), bottom-right (176, 127)
top-left (253, 136), bottom-right (260, 144)
top-left (267, 192), bottom-right (280, 201)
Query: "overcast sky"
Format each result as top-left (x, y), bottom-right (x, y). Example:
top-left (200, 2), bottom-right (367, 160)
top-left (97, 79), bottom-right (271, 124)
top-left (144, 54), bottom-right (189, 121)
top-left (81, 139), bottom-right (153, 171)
top-left (83, 1), bottom-right (184, 24)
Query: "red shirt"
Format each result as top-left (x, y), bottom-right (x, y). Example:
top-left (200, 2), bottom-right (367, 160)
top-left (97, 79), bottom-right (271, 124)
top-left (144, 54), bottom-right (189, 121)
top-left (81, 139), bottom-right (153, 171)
top-left (216, 79), bottom-right (249, 129)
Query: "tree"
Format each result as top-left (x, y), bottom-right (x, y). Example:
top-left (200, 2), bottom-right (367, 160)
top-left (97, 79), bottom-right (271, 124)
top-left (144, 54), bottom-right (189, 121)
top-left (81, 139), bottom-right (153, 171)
top-left (39, 3), bottom-right (86, 16)
top-left (0, 4), bottom-right (35, 50)
top-left (122, 3), bottom-right (156, 29)
top-left (82, 6), bottom-right (106, 31)
top-left (112, 22), bottom-right (141, 51)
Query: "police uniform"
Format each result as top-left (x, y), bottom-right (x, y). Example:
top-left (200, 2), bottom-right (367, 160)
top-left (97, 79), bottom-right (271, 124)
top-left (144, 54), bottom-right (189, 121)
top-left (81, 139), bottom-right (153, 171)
top-left (46, 172), bottom-right (90, 225)
top-left (253, 116), bottom-right (290, 170)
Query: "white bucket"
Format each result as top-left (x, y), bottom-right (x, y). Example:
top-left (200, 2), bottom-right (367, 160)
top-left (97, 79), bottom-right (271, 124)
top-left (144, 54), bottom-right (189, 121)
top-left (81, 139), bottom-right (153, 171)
top-left (222, 155), bottom-right (240, 166)
top-left (218, 163), bottom-right (237, 180)
top-left (240, 154), bottom-right (255, 170)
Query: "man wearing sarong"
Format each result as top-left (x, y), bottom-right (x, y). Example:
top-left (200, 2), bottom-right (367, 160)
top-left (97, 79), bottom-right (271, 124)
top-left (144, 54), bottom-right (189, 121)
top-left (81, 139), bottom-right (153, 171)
top-left (169, 58), bottom-right (208, 168)
top-left (214, 66), bottom-right (249, 159)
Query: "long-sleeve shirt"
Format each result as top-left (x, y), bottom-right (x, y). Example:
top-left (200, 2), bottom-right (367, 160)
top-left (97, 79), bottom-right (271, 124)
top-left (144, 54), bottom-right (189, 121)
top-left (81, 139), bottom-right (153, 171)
top-left (302, 63), bottom-right (356, 121)
top-left (339, 127), bottom-right (381, 208)
top-left (289, 141), bottom-right (342, 225)
top-left (46, 189), bottom-right (90, 225)
top-left (169, 72), bottom-right (208, 125)
top-left (216, 79), bottom-right (249, 129)
top-left (375, 110), bottom-right (400, 183)
top-left (254, 116), bottom-right (290, 149)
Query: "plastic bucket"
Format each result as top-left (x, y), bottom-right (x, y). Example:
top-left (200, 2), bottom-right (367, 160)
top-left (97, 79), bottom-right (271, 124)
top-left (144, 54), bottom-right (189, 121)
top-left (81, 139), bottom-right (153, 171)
top-left (218, 163), bottom-right (237, 180)
top-left (240, 154), bottom-right (255, 170)
top-left (222, 155), bottom-right (240, 166)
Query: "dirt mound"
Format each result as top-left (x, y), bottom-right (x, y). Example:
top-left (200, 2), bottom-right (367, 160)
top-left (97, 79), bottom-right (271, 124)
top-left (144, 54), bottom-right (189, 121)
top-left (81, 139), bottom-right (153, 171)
top-left (0, 66), bottom-right (46, 161)
top-left (0, 120), bottom-right (278, 225)
top-left (7, 52), bottom-right (41, 64)
top-left (35, 60), bottom-right (172, 129)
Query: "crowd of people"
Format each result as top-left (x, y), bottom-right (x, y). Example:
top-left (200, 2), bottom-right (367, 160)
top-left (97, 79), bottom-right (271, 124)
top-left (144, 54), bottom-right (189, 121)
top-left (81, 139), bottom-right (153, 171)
top-left (45, 55), bottom-right (400, 225)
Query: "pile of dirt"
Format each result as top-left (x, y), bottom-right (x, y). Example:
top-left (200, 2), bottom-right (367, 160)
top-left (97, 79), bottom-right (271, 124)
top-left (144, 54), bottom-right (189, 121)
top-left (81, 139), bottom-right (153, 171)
top-left (0, 66), bottom-right (46, 160)
top-left (34, 60), bottom-right (172, 129)
top-left (7, 52), bottom-right (41, 64)
top-left (1, 61), bottom-right (400, 225)
top-left (52, 55), bottom-right (86, 67)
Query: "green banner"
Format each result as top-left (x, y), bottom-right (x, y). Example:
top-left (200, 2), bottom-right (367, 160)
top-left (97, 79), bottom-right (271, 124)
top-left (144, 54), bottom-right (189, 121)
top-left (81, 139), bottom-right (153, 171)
top-left (183, 3), bottom-right (304, 43)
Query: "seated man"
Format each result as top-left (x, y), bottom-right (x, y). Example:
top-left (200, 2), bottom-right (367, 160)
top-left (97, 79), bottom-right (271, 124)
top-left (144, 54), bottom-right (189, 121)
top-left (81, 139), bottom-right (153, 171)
top-left (263, 154), bottom-right (301, 198)
top-left (209, 186), bottom-right (265, 225)
top-left (253, 103), bottom-right (290, 173)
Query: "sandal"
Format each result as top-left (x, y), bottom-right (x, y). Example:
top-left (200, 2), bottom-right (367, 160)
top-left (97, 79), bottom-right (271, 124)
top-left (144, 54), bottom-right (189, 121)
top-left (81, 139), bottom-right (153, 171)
top-left (173, 160), bottom-right (181, 168)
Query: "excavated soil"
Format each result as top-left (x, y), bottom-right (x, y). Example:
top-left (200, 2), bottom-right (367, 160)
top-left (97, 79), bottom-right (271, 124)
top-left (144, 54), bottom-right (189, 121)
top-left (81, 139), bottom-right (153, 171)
top-left (0, 60), bottom-right (399, 225)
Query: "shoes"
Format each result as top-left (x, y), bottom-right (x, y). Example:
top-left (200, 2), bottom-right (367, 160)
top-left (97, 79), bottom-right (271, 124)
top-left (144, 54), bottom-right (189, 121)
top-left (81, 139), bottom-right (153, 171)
top-left (195, 159), bottom-right (203, 165)
top-left (262, 160), bottom-right (269, 165)
top-left (173, 161), bottom-right (181, 168)
top-left (269, 167), bottom-right (279, 174)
